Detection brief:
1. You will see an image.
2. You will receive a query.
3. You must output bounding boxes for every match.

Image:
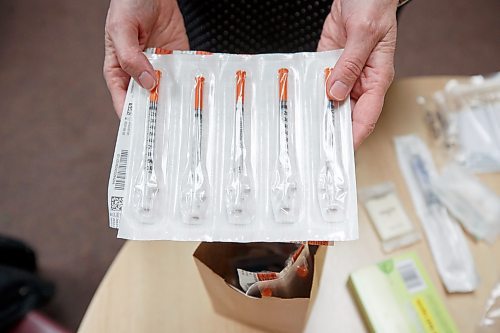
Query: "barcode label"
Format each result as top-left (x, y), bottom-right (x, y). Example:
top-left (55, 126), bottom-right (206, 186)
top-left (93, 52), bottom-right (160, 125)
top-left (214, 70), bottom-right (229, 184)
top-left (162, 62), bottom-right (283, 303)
top-left (114, 150), bottom-right (129, 191)
top-left (397, 259), bottom-right (426, 293)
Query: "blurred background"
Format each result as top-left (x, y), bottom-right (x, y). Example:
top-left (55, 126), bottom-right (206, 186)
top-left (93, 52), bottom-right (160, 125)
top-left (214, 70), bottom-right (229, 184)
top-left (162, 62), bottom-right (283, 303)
top-left (0, 0), bottom-right (499, 330)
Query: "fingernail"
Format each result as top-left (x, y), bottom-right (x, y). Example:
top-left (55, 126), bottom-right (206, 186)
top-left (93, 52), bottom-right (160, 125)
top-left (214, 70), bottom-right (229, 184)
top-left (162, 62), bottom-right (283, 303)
top-left (330, 81), bottom-right (349, 101)
top-left (138, 71), bottom-right (156, 90)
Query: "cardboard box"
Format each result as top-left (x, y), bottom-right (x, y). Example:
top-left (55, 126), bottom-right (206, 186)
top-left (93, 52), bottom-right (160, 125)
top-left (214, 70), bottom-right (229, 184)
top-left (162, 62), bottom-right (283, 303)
top-left (349, 252), bottom-right (458, 333)
top-left (194, 242), bottom-right (324, 333)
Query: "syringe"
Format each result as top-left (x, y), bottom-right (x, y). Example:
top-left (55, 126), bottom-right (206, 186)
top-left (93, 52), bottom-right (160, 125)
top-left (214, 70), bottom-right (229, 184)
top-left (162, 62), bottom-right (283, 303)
top-left (133, 70), bottom-right (162, 217)
top-left (225, 70), bottom-right (255, 223)
top-left (318, 67), bottom-right (346, 220)
top-left (271, 68), bottom-right (302, 222)
top-left (180, 75), bottom-right (210, 223)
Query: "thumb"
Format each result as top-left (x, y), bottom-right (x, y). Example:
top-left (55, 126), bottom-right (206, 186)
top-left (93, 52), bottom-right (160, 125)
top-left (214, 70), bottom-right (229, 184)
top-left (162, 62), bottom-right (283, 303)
top-left (111, 24), bottom-right (156, 90)
top-left (329, 27), bottom-right (378, 101)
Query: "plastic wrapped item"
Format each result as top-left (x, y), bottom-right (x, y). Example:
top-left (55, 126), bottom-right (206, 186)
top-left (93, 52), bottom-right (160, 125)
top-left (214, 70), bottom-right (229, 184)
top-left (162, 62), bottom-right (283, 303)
top-left (432, 164), bottom-right (500, 243)
top-left (225, 70), bottom-right (256, 224)
top-left (271, 68), bottom-right (303, 223)
top-left (359, 182), bottom-right (420, 252)
top-left (108, 49), bottom-right (358, 242)
top-left (394, 134), bottom-right (478, 293)
top-left (478, 278), bottom-right (500, 333)
top-left (133, 70), bottom-right (162, 217)
top-left (317, 68), bottom-right (348, 222)
top-left (419, 73), bottom-right (500, 173)
top-left (180, 74), bottom-right (211, 223)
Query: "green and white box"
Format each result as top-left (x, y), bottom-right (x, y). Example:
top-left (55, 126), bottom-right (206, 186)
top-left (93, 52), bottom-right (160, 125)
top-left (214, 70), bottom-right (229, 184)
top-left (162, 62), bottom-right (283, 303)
top-left (349, 252), bottom-right (458, 333)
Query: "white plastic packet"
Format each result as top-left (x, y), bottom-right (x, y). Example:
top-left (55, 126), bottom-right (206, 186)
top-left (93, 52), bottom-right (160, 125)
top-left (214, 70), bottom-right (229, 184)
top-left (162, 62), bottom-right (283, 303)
top-left (394, 134), bottom-right (478, 293)
top-left (108, 49), bottom-right (358, 242)
top-left (432, 164), bottom-right (500, 243)
top-left (358, 182), bottom-right (420, 252)
top-left (419, 74), bottom-right (500, 173)
top-left (478, 278), bottom-right (500, 332)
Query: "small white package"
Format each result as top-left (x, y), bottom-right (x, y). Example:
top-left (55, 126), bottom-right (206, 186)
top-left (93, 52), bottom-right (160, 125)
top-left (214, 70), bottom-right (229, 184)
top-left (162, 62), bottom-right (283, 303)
top-left (359, 182), bottom-right (420, 252)
top-left (432, 164), bottom-right (500, 243)
top-left (394, 134), bottom-right (478, 293)
top-left (108, 49), bottom-right (358, 242)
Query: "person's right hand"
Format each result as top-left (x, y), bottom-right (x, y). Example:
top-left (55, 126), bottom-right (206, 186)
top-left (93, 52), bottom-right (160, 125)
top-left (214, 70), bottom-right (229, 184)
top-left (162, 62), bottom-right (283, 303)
top-left (318, 0), bottom-right (397, 149)
top-left (104, 0), bottom-right (189, 116)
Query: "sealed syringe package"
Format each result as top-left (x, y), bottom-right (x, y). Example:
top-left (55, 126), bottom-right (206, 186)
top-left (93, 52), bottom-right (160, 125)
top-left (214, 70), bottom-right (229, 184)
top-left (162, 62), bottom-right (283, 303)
top-left (108, 49), bottom-right (358, 242)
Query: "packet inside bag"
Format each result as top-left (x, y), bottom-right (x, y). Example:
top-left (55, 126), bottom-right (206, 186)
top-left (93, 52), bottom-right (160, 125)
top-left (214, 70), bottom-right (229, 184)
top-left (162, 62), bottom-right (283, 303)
top-left (108, 49), bottom-right (358, 242)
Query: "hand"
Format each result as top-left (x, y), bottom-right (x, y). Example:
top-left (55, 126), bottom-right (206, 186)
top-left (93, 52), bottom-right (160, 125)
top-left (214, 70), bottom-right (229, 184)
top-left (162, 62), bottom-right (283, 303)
top-left (104, 0), bottom-right (189, 116)
top-left (318, 0), bottom-right (398, 149)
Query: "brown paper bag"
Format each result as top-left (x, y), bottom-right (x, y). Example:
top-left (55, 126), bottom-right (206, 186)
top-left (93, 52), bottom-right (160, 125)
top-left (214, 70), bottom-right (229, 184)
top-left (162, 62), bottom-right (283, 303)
top-left (193, 242), bottom-right (324, 333)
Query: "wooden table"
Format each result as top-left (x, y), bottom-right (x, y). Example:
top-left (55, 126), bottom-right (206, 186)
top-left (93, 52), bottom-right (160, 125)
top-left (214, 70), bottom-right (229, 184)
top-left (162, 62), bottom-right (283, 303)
top-left (79, 77), bottom-right (500, 333)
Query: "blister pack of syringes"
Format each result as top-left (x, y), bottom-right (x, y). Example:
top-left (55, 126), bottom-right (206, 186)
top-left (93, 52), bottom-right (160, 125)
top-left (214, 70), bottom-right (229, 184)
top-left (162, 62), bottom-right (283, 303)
top-left (108, 49), bottom-right (358, 242)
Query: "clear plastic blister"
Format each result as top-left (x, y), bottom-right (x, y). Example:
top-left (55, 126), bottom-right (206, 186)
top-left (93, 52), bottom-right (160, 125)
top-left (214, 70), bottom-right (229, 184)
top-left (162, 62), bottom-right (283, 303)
top-left (133, 70), bottom-right (162, 218)
top-left (419, 73), bottom-right (500, 173)
top-left (180, 74), bottom-right (211, 223)
top-left (317, 68), bottom-right (348, 222)
top-left (271, 67), bottom-right (303, 223)
top-left (359, 182), bottom-right (420, 252)
top-left (108, 49), bottom-right (358, 242)
top-left (224, 70), bottom-right (256, 224)
top-left (394, 134), bottom-right (478, 293)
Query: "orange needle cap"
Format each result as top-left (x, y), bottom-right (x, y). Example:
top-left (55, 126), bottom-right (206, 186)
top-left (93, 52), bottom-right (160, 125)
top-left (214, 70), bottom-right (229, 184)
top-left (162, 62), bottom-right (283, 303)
top-left (261, 287), bottom-right (273, 297)
top-left (324, 67), bottom-right (334, 101)
top-left (296, 265), bottom-right (309, 278)
top-left (195, 75), bottom-right (205, 110)
top-left (278, 68), bottom-right (289, 102)
top-left (149, 70), bottom-right (162, 102)
top-left (236, 70), bottom-right (246, 103)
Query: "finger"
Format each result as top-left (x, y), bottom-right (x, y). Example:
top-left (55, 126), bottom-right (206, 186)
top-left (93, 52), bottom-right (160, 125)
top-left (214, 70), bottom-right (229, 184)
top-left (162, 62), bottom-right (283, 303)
top-left (105, 72), bottom-right (129, 117)
top-left (108, 23), bottom-right (156, 90)
top-left (329, 25), bottom-right (379, 101)
top-left (111, 88), bottom-right (126, 118)
top-left (351, 90), bottom-right (385, 150)
top-left (103, 40), bottom-right (130, 117)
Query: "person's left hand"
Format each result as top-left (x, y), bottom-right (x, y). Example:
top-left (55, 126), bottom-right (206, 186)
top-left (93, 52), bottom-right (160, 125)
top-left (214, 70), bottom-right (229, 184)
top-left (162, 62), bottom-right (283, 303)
top-left (103, 0), bottom-right (189, 116)
top-left (318, 0), bottom-right (398, 149)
